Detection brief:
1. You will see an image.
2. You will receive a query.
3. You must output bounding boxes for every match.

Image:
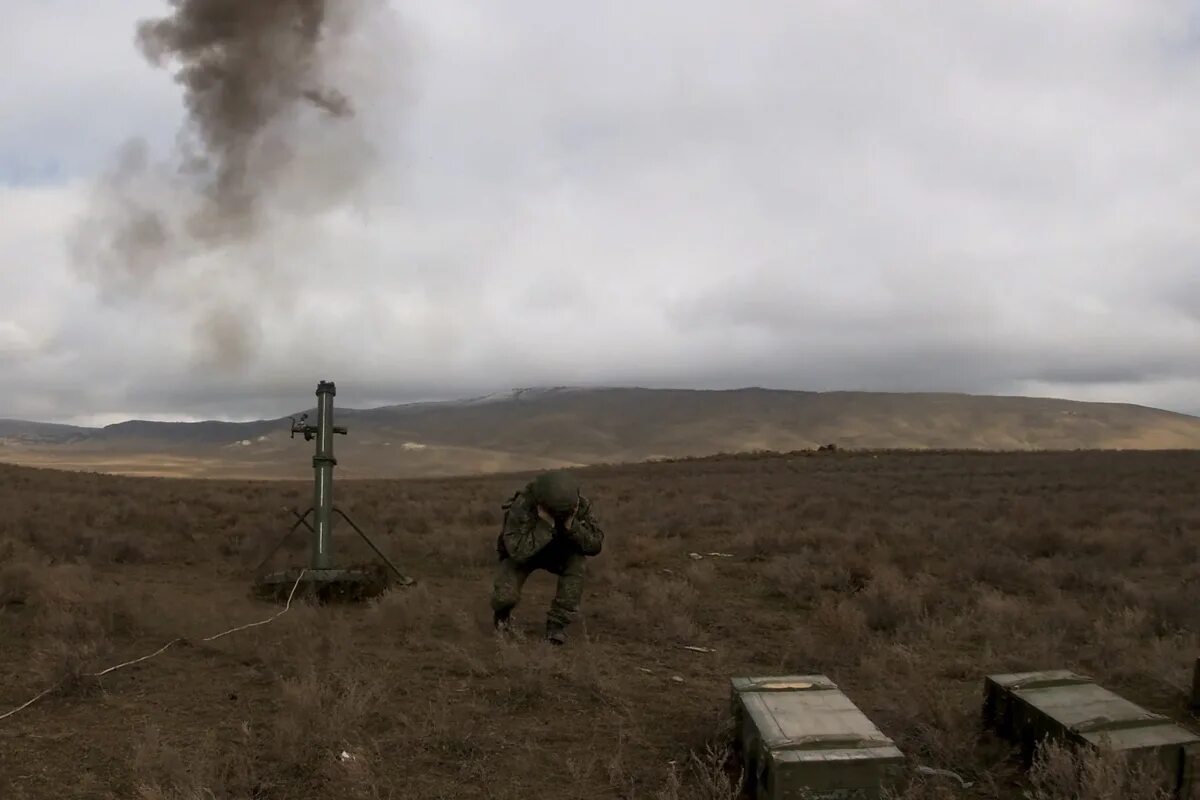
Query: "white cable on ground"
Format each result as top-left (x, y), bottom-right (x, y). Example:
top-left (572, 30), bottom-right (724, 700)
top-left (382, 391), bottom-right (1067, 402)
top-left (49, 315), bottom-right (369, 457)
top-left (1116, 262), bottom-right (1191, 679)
top-left (91, 638), bottom-right (186, 679)
top-left (0, 569), bottom-right (308, 723)
top-left (201, 573), bottom-right (306, 642)
top-left (0, 688), bottom-right (56, 723)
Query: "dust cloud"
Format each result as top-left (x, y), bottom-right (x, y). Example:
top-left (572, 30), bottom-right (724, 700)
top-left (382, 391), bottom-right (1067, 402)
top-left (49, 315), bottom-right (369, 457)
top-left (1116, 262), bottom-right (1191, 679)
top-left (69, 0), bottom-right (403, 371)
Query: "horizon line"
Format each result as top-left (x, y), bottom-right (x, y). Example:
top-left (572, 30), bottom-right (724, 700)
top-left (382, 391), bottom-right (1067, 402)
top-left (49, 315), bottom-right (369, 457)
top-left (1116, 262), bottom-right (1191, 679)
top-left (4, 384), bottom-right (1196, 429)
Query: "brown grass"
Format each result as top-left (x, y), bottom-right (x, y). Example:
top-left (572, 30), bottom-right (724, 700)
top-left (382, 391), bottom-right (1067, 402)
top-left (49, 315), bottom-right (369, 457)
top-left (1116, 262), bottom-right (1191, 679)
top-left (1, 451), bottom-right (1199, 798)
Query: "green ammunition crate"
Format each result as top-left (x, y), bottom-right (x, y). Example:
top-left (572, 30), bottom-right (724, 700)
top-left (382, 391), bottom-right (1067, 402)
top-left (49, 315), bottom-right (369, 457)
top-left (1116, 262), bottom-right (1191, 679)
top-left (982, 670), bottom-right (1200, 798)
top-left (730, 675), bottom-right (904, 800)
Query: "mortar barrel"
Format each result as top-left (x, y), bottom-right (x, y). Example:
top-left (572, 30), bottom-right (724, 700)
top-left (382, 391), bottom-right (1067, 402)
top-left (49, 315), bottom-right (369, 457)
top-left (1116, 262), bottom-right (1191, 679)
top-left (311, 381), bottom-right (337, 569)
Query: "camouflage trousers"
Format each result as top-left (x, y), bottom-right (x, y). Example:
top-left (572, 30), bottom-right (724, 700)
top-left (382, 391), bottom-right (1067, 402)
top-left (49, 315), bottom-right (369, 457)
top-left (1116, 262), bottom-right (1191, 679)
top-left (490, 550), bottom-right (587, 630)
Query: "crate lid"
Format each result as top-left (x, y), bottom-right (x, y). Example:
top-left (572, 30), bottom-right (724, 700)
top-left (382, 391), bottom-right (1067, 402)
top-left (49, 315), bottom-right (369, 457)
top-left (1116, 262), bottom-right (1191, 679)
top-left (740, 681), bottom-right (899, 758)
top-left (1078, 723), bottom-right (1200, 751)
top-left (985, 670), bottom-right (1093, 691)
top-left (1014, 682), bottom-right (1200, 748)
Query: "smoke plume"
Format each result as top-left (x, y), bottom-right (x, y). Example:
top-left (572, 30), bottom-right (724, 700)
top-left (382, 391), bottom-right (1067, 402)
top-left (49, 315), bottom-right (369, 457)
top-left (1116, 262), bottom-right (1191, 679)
top-left (70, 0), bottom-right (401, 370)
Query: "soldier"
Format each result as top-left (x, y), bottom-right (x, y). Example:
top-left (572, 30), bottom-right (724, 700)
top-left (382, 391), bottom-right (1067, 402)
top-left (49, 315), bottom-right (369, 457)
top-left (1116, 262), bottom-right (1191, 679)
top-left (491, 470), bottom-right (604, 645)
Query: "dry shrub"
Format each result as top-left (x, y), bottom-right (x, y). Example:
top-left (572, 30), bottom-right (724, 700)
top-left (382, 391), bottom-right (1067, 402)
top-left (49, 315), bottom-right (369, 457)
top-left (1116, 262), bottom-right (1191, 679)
top-left (654, 743), bottom-right (743, 800)
top-left (633, 574), bottom-right (701, 642)
top-left (882, 779), bottom-right (962, 800)
top-left (23, 525), bottom-right (97, 562)
top-left (29, 636), bottom-right (105, 696)
top-left (391, 695), bottom-right (486, 770)
top-left (809, 595), bottom-right (869, 647)
top-left (683, 561), bottom-right (717, 587)
top-left (405, 514), bottom-right (433, 537)
top-left (459, 503), bottom-right (498, 527)
top-left (1079, 525), bottom-right (1151, 566)
top-left (656, 513), bottom-right (691, 540)
top-left (366, 584), bottom-right (466, 644)
top-left (1054, 563), bottom-right (1139, 605)
top-left (757, 555), bottom-right (820, 606)
top-left (619, 533), bottom-right (678, 568)
top-left (0, 560), bottom-right (37, 606)
top-left (606, 728), bottom-right (635, 794)
top-left (729, 524), bottom-right (818, 562)
top-left (973, 552), bottom-right (1044, 596)
top-left (972, 587), bottom-right (1027, 634)
top-left (786, 596), bottom-right (870, 672)
top-left (1010, 524), bottom-right (1069, 559)
top-left (129, 723), bottom-right (233, 799)
top-left (364, 585), bottom-right (427, 642)
top-left (1145, 585), bottom-right (1200, 636)
top-left (591, 585), bottom-right (640, 629)
top-left (589, 570), bottom-right (705, 643)
top-left (0, 534), bottom-right (42, 561)
top-left (270, 662), bottom-right (390, 781)
top-left (432, 639), bottom-right (490, 678)
top-left (131, 691), bottom-right (394, 800)
top-left (492, 637), bottom-right (571, 711)
top-left (436, 532), bottom-right (498, 572)
top-left (691, 503), bottom-right (735, 533)
top-left (902, 684), bottom-right (980, 767)
top-left (855, 566), bottom-right (924, 634)
top-left (566, 640), bottom-right (629, 709)
top-left (821, 558), bottom-right (875, 595)
top-left (93, 535), bottom-right (151, 564)
top-left (1076, 606), bottom-right (1188, 686)
top-left (278, 662), bottom-right (387, 733)
top-left (21, 563), bottom-right (140, 690)
top-left (1026, 740), bottom-right (1174, 800)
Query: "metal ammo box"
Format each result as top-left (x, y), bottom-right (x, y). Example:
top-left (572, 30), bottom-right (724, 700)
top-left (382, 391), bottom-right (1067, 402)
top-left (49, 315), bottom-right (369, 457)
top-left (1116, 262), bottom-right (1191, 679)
top-left (730, 675), bottom-right (904, 800)
top-left (982, 670), bottom-right (1200, 797)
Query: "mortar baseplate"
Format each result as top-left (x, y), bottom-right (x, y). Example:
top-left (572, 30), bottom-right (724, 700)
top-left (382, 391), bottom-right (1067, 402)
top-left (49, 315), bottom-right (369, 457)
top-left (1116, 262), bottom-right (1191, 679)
top-left (254, 564), bottom-right (390, 603)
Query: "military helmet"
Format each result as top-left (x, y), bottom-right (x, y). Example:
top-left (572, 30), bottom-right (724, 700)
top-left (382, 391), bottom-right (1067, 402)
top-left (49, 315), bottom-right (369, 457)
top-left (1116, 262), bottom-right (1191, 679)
top-left (530, 470), bottom-right (580, 513)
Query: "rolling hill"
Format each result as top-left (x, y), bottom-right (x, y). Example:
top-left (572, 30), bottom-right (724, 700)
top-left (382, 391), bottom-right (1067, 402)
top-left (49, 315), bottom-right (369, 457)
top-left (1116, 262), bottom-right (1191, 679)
top-left (2, 386), bottom-right (1199, 479)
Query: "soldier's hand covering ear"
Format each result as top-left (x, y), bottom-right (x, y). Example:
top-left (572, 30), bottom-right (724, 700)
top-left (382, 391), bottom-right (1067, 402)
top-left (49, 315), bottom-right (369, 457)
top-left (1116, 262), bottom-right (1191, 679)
top-left (562, 501), bottom-right (579, 531)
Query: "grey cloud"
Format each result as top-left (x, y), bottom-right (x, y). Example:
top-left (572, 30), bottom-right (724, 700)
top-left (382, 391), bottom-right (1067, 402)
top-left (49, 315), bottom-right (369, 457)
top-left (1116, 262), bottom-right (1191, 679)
top-left (0, 1), bottom-right (183, 176)
top-left (3, 0), bottom-right (1200, 423)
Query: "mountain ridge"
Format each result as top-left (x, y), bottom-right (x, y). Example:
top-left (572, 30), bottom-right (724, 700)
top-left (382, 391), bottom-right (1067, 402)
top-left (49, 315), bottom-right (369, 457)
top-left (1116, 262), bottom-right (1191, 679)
top-left (1, 386), bottom-right (1198, 479)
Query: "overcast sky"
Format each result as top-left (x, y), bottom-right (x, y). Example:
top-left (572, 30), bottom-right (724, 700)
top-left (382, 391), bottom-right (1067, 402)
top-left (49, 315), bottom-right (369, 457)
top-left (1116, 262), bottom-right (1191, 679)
top-left (2, 1), bottom-right (1200, 425)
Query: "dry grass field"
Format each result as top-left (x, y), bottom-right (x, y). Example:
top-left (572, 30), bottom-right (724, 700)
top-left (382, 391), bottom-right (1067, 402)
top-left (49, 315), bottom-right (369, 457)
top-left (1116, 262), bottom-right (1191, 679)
top-left (1, 449), bottom-right (1199, 798)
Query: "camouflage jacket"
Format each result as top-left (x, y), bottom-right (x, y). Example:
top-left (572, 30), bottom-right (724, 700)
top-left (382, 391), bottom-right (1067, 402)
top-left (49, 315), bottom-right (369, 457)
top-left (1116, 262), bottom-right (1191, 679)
top-left (497, 488), bottom-right (604, 565)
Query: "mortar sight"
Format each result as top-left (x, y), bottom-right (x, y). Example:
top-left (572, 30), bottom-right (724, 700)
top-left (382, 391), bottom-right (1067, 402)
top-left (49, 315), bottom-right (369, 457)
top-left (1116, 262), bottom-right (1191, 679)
top-left (253, 380), bottom-right (413, 602)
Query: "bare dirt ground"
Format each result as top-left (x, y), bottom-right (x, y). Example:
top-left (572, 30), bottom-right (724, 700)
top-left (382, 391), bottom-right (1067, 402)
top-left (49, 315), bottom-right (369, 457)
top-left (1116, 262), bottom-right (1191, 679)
top-left (1, 450), bottom-right (1199, 799)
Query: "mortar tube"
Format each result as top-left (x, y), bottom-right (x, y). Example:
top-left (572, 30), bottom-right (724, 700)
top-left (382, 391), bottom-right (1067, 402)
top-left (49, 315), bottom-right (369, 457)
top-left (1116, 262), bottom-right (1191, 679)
top-left (311, 381), bottom-right (337, 570)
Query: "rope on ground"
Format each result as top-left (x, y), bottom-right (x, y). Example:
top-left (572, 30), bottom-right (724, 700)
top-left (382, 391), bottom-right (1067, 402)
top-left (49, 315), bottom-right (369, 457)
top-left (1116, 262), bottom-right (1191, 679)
top-left (0, 569), bottom-right (308, 723)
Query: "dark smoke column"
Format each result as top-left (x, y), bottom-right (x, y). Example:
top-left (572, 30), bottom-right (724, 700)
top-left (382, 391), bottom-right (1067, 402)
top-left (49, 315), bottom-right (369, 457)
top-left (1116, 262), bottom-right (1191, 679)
top-left (135, 0), bottom-right (355, 243)
top-left (70, 0), bottom-right (397, 374)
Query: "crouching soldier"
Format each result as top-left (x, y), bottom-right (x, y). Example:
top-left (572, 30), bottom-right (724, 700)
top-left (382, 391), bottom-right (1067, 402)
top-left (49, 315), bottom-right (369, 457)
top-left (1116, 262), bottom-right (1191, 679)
top-left (491, 470), bottom-right (604, 645)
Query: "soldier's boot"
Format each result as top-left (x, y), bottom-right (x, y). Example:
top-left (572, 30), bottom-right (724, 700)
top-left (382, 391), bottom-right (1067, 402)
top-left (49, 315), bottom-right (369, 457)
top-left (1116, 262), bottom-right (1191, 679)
top-left (545, 554), bottom-right (583, 647)
top-left (492, 559), bottom-right (528, 638)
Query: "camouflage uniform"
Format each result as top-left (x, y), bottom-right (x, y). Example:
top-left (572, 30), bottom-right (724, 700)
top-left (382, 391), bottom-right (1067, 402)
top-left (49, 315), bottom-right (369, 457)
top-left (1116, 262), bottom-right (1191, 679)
top-left (491, 471), bottom-right (604, 644)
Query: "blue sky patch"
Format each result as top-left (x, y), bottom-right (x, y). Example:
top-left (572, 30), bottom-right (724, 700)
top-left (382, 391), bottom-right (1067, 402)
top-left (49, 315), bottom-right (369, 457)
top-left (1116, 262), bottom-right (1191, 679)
top-left (0, 156), bottom-right (67, 188)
